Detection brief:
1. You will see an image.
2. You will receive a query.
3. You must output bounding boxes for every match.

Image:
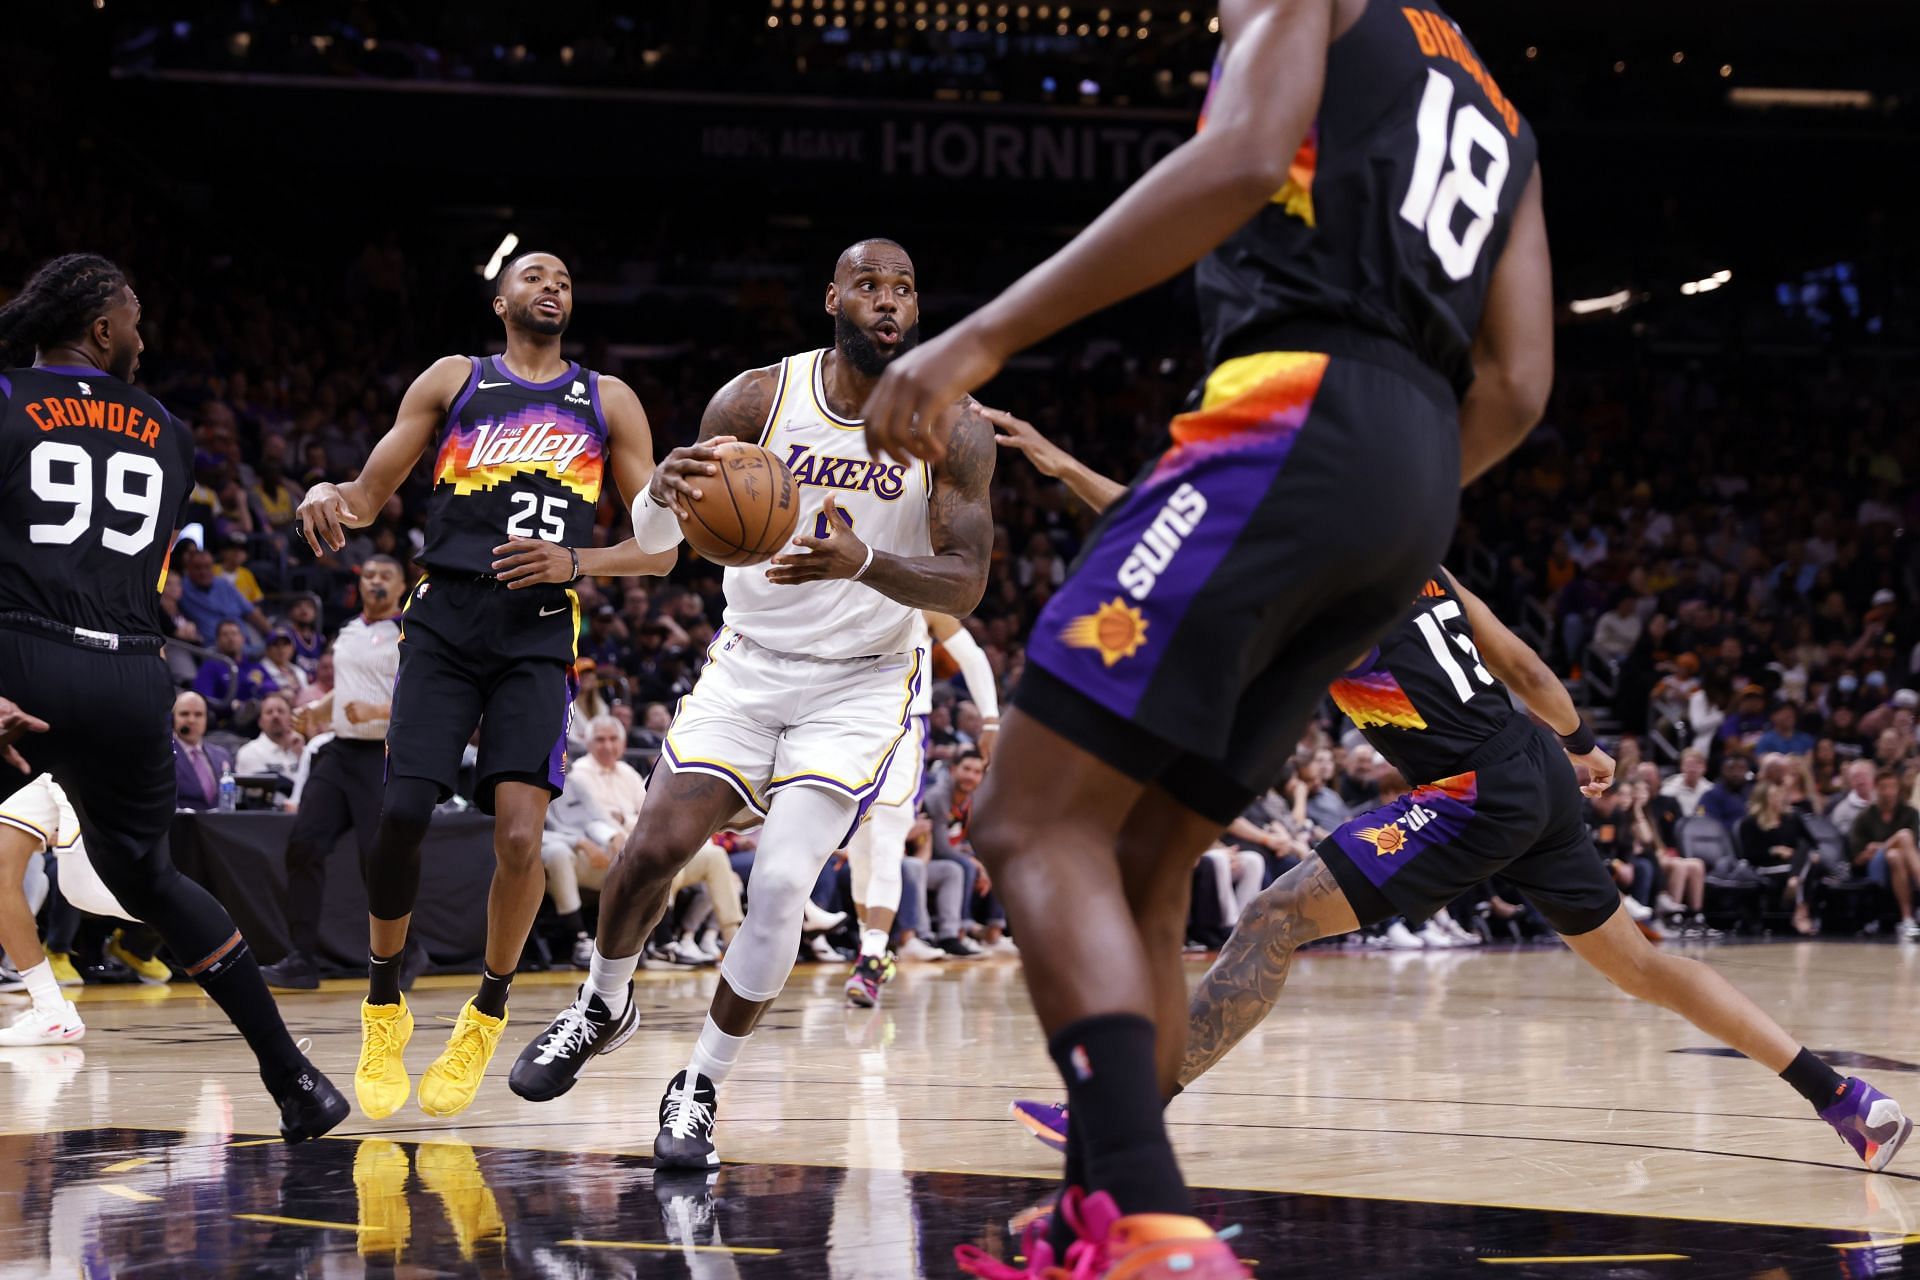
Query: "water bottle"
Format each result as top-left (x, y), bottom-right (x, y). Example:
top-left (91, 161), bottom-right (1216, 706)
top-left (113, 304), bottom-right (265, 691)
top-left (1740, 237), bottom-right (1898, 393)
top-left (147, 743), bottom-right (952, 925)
top-left (218, 764), bottom-right (237, 813)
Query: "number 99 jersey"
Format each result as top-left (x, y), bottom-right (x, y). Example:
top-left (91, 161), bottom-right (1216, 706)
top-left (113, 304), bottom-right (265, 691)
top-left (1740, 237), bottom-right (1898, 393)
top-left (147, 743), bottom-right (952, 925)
top-left (1195, 0), bottom-right (1538, 399)
top-left (0, 364), bottom-right (192, 638)
top-left (1329, 571), bottom-right (1520, 788)
top-left (419, 355), bottom-right (609, 575)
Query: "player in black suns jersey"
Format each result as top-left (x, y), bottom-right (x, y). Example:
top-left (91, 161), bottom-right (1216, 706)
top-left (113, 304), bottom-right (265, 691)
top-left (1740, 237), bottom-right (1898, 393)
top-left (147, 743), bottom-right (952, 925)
top-left (296, 252), bottom-right (687, 1123)
top-left (0, 253), bottom-right (348, 1142)
top-left (990, 415), bottom-right (1912, 1203)
top-left (868, 0), bottom-right (1555, 1272)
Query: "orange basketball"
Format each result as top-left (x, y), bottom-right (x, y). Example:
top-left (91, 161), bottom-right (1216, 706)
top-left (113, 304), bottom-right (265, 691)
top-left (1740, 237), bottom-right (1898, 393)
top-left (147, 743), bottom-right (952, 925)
top-left (679, 441), bottom-right (801, 567)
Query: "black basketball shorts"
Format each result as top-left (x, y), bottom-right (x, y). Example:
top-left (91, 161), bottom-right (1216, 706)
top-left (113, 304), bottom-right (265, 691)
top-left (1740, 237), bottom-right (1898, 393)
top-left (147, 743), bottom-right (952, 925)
top-left (1017, 349), bottom-right (1461, 825)
top-left (1319, 726), bottom-right (1621, 937)
top-left (386, 572), bottom-right (580, 813)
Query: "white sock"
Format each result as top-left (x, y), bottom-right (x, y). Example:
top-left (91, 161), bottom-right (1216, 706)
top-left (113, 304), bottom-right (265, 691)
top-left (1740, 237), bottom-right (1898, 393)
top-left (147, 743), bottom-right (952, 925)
top-left (21, 960), bottom-right (64, 1017)
top-left (588, 948), bottom-right (640, 1018)
top-left (687, 1014), bottom-right (748, 1086)
top-left (860, 928), bottom-right (889, 958)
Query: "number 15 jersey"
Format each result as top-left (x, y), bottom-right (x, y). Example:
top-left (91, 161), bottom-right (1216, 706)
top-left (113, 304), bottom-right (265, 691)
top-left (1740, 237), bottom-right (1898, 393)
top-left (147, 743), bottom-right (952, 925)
top-left (0, 365), bottom-right (193, 638)
top-left (421, 354), bottom-right (610, 575)
top-left (1196, 0), bottom-right (1537, 400)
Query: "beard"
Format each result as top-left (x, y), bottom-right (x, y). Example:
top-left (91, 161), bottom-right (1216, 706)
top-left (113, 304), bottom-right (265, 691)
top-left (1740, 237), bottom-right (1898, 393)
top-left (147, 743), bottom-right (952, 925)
top-left (836, 310), bottom-right (919, 377)
top-left (507, 297), bottom-right (569, 337)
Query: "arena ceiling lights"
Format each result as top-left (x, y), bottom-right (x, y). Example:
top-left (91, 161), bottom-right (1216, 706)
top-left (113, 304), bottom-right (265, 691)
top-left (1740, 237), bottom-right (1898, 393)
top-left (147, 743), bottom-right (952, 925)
top-left (1680, 269), bottom-right (1732, 296)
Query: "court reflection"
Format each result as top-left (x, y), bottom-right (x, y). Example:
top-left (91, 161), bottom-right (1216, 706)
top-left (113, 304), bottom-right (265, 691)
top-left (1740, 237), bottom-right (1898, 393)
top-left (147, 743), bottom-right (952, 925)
top-left (0, 1125), bottom-right (1913, 1278)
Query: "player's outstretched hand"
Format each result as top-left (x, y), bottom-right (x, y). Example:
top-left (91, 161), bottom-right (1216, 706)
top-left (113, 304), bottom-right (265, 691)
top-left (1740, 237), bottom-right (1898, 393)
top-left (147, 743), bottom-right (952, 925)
top-left (491, 538), bottom-right (578, 588)
top-left (767, 497), bottom-right (871, 586)
top-left (863, 325), bottom-right (1006, 466)
top-left (982, 407), bottom-right (1071, 478)
top-left (296, 482), bottom-right (357, 556)
top-left (1570, 746), bottom-right (1615, 797)
top-left (0, 697), bottom-right (50, 774)
top-left (648, 436), bottom-right (737, 520)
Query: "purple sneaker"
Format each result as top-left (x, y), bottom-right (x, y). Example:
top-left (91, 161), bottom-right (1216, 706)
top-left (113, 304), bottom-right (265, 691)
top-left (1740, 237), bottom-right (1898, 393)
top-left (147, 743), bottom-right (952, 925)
top-left (1011, 1100), bottom-right (1069, 1153)
top-left (1821, 1078), bottom-right (1913, 1172)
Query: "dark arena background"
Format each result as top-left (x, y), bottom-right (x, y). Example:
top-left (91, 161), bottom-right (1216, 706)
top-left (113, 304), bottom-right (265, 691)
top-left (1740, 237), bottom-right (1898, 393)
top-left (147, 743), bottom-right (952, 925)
top-left (2, 2), bottom-right (1920, 1277)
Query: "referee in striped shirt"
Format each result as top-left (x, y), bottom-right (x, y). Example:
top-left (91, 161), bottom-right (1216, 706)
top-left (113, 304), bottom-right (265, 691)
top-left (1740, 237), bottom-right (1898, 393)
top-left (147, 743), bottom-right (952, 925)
top-left (263, 557), bottom-right (409, 990)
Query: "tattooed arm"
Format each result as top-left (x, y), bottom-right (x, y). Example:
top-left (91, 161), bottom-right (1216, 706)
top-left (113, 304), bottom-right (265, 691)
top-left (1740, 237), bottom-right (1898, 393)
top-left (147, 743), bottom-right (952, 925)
top-left (768, 397), bottom-right (995, 614)
top-left (1179, 855), bottom-right (1353, 1086)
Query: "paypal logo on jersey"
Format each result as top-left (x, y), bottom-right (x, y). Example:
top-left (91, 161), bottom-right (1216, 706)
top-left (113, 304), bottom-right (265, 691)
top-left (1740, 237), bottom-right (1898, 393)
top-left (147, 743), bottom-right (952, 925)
top-left (782, 444), bottom-right (909, 500)
top-left (564, 380), bottom-right (591, 407)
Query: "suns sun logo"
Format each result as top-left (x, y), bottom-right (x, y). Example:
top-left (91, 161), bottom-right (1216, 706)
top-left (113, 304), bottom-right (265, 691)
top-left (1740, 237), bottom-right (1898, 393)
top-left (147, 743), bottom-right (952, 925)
top-left (1061, 598), bottom-right (1149, 667)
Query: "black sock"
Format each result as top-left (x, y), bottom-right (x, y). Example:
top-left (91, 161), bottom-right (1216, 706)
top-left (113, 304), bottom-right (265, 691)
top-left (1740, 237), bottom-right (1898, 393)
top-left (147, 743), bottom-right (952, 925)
top-left (367, 950), bottom-right (403, 1006)
top-left (556, 909), bottom-right (584, 935)
top-left (1782, 1047), bottom-right (1849, 1109)
top-left (1047, 1114), bottom-right (1091, 1257)
top-left (194, 939), bottom-right (305, 1086)
top-left (474, 968), bottom-right (513, 1019)
top-left (1048, 1013), bottom-right (1190, 1218)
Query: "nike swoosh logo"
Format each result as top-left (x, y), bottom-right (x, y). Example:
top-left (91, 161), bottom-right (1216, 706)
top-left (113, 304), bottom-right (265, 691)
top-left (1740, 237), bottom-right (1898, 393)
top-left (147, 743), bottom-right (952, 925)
top-left (478, 380), bottom-right (510, 388)
top-left (539, 605), bottom-right (568, 617)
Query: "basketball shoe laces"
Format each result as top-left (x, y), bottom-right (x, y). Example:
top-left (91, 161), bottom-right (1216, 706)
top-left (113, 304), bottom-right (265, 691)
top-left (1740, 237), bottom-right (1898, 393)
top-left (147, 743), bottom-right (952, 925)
top-left (535, 1002), bottom-right (598, 1064)
top-left (439, 1017), bottom-right (491, 1077)
top-left (955, 1187), bottom-right (1113, 1280)
top-left (358, 1017), bottom-right (404, 1077)
top-left (664, 1078), bottom-right (713, 1140)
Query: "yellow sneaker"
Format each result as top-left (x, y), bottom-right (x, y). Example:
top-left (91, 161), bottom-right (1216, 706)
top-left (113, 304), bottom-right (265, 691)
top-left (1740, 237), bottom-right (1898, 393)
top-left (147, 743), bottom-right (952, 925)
top-left (106, 931), bottom-right (171, 984)
top-left (352, 1138), bottom-right (412, 1260)
top-left (355, 998), bottom-right (415, 1120)
top-left (417, 999), bottom-right (505, 1118)
top-left (45, 952), bottom-right (82, 987)
top-left (415, 1139), bottom-right (505, 1259)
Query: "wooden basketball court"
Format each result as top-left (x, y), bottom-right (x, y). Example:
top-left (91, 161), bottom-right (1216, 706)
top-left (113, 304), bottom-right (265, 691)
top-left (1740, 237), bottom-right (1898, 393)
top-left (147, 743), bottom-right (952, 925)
top-left (4, 940), bottom-right (1919, 1275)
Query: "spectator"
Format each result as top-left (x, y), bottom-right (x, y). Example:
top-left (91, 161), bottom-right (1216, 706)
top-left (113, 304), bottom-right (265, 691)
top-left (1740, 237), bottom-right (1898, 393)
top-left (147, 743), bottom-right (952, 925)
top-left (923, 749), bottom-right (1007, 954)
top-left (539, 785), bottom-right (624, 968)
top-left (282, 597), bottom-right (327, 676)
top-left (1591, 596), bottom-right (1644, 666)
top-left (1292, 749), bottom-right (1351, 835)
top-left (1738, 780), bottom-right (1819, 935)
top-left (171, 691), bottom-right (234, 812)
top-left (176, 546), bottom-right (271, 644)
top-left (234, 692), bottom-right (306, 803)
top-left (1849, 771), bottom-right (1920, 940)
top-left (295, 651), bottom-right (335, 710)
top-left (1660, 749), bottom-right (1713, 816)
top-left (580, 604), bottom-right (627, 671)
top-left (1829, 759), bottom-right (1879, 833)
top-left (192, 620), bottom-right (251, 718)
top-left (249, 453), bottom-right (304, 533)
top-left (570, 715), bottom-right (648, 833)
top-left (1718, 686), bottom-right (1772, 754)
top-left (244, 628), bottom-right (309, 702)
top-left (1753, 704), bottom-right (1815, 759)
top-left (632, 701), bottom-right (670, 750)
top-left (215, 532), bottom-right (264, 604)
top-left (1702, 753), bottom-right (1753, 834)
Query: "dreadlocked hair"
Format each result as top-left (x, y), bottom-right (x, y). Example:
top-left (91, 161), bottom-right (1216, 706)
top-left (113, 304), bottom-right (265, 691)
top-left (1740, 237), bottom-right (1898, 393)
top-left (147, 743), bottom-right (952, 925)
top-left (0, 253), bottom-right (129, 369)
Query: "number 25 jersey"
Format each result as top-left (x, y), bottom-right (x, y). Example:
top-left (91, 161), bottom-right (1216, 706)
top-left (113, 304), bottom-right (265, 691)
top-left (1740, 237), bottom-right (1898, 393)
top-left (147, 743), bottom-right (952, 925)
top-left (421, 355), bottom-right (610, 575)
top-left (1196, 0), bottom-right (1537, 399)
top-left (0, 365), bottom-right (193, 638)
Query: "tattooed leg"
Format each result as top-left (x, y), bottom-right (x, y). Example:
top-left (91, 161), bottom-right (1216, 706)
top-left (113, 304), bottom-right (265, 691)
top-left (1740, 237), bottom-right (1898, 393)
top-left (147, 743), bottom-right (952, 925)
top-left (1179, 854), bottom-right (1361, 1088)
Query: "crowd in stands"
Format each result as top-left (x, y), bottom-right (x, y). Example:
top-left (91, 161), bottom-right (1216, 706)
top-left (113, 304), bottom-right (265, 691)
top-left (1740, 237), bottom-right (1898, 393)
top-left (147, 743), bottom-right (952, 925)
top-left (5, 46), bottom-right (1919, 976)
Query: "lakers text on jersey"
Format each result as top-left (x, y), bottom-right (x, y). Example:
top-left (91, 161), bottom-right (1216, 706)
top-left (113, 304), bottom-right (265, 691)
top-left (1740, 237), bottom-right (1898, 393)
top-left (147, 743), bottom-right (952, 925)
top-left (724, 348), bottom-right (932, 661)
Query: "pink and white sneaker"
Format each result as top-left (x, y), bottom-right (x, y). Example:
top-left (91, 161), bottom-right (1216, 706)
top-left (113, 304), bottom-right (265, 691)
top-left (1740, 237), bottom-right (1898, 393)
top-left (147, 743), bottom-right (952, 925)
top-left (0, 1001), bottom-right (85, 1046)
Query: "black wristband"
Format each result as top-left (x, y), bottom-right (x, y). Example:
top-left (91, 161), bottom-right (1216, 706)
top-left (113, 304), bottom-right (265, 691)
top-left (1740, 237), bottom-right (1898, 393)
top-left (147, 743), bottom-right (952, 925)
top-left (1560, 721), bottom-right (1596, 756)
top-left (566, 547), bottom-right (581, 584)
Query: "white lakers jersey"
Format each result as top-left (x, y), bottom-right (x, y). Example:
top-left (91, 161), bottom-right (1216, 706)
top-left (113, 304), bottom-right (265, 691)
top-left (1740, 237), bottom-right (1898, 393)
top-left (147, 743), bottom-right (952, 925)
top-left (721, 349), bottom-right (933, 659)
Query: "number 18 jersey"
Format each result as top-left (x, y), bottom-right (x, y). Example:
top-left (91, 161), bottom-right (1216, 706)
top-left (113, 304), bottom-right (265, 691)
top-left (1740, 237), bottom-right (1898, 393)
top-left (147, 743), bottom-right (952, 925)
top-left (1195, 0), bottom-right (1537, 399)
top-left (421, 355), bottom-right (610, 575)
top-left (0, 365), bottom-right (193, 638)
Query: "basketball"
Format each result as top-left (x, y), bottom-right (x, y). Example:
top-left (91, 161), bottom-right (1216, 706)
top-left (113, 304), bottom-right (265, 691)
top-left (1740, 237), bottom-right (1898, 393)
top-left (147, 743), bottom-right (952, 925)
top-left (679, 441), bottom-right (802, 567)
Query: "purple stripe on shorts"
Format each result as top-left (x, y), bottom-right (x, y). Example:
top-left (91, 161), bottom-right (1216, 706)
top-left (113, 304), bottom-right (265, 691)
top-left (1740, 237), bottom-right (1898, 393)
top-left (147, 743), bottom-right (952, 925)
top-left (1329, 785), bottom-right (1477, 891)
top-left (548, 668), bottom-right (581, 792)
top-left (1027, 411), bottom-right (1312, 722)
top-left (0, 373), bottom-right (11, 402)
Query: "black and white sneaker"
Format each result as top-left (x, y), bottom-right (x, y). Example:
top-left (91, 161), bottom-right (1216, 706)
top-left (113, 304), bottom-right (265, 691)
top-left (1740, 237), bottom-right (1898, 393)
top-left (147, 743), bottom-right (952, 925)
top-left (508, 983), bottom-right (638, 1102)
top-left (654, 1168), bottom-right (721, 1246)
top-left (654, 1070), bottom-right (720, 1168)
top-left (271, 1059), bottom-right (350, 1143)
